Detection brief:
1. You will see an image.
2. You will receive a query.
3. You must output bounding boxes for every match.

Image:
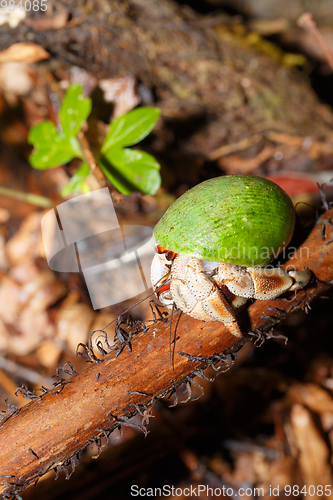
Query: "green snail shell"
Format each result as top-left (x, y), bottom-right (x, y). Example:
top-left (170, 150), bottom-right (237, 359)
top-left (153, 175), bottom-right (296, 267)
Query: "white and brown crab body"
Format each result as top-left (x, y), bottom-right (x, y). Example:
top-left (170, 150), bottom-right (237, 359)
top-left (151, 249), bottom-right (310, 337)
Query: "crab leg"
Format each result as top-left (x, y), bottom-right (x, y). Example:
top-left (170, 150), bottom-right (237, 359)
top-left (171, 256), bottom-right (242, 337)
top-left (218, 263), bottom-right (310, 300)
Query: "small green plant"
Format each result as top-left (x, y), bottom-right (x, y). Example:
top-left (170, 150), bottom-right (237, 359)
top-left (28, 84), bottom-right (161, 196)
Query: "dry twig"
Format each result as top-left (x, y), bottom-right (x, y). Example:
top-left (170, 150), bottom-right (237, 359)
top-left (298, 13), bottom-right (333, 71)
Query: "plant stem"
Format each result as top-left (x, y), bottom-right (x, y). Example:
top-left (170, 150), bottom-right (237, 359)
top-left (77, 131), bottom-right (122, 203)
top-left (77, 130), bottom-right (106, 188)
top-left (0, 187), bottom-right (54, 208)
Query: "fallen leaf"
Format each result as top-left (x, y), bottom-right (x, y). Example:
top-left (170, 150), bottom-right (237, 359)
top-left (218, 147), bottom-right (274, 174)
top-left (288, 383), bottom-right (333, 414)
top-left (0, 234), bottom-right (7, 271)
top-left (70, 66), bottom-right (97, 97)
top-left (35, 339), bottom-right (62, 368)
top-left (290, 404), bottom-right (333, 491)
top-left (265, 173), bottom-right (320, 198)
top-left (0, 259), bottom-right (67, 355)
top-left (0, 43), bottom-right (50, 64)
top-left (6, 212), bottom-right (45, 265)
top-left (23, 10), bottom-right (68, 31)
top-left (27, 280), bottom-right (66, 314)
top-left (266, 456), bottom-right (298, 494)
top-left (223, 452), bottom-right (258, 486)
top-left (13, 307), bottom-right (55, 356)
top-left (0, 275), bottom-right (23, 324)
top-left (0, 318), bottom-right (9, 351)
top-left (56, 302), bottom-right (95, 354)
top-left (0, 62), bottom-right (33, 100)
top-left (99, 76), bottom-right (141, 119)
top-left (10, 262), bottom-right (66, 311)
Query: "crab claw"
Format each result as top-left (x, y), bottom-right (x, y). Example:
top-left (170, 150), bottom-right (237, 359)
top-left (218, 263), bottom-right (311, 300)
top-left (150, 253), bottom-right (173, 307)
top-left (287, 269), bottom-right (311, 291)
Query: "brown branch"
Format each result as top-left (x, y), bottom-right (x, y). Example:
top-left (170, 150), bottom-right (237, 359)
top-left (0, 209), bottom-right (333, 498)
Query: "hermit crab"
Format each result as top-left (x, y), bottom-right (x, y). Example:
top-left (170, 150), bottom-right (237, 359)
top-left (150, 175), bottom-right (311, 337)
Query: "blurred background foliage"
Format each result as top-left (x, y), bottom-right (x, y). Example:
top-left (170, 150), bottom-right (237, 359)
top-left (0, 0), bottom-right (333, 498)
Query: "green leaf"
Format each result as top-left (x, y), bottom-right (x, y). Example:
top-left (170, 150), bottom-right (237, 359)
top-left (61, 162), bottom-right (91, 197)
top-left (28, 120), bottom-right (58, 146)
top-left (28, 119), bottom-right (82, 169)
top-left (29, 137), bottom-right (77, 169)
top-left (101, 107), bottom-right (160, 154)
top-left (59, 84), bottom-right (92, 136)
top-left (99, 147), bottom-right (161, 195)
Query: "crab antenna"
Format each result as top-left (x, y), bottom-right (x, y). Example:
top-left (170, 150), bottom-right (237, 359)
top-left (100, 290), bottom-right (157, 332)
top-left (169, 302), bottom-right (176, 369)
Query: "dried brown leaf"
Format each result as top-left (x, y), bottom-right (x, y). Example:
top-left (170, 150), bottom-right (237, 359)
top-left (218, 147), bottom-right (274, 174)
top-left (23, 10), bottom-right (68, 31)
top-left (0, 43), bottom-right (50, 64)
top-left (99, 76), bottom-right (141, 119)
top-left (56, 302), bottom-right (96, 354)
top-left (35, 340), bottom-right (62, 368)
top-left (6, 212), bottom-right (45, 265)
top-left (0, 275), bottom-right (22, 324)
top-left (13, 308), bottom-right (55, 356)
top-left (288, 383), bottom-right (333, 414)
top-left (290, 404), bottom-right (333, 491)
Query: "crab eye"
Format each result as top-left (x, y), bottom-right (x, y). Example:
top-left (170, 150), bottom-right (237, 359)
top-left (156, 245), bottom-right (177, 261)
top-left (165, 251), bottom-right (174, 261)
